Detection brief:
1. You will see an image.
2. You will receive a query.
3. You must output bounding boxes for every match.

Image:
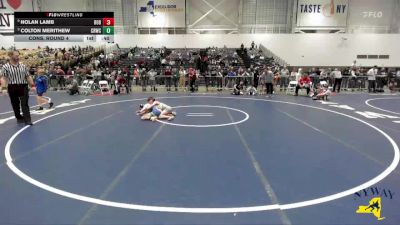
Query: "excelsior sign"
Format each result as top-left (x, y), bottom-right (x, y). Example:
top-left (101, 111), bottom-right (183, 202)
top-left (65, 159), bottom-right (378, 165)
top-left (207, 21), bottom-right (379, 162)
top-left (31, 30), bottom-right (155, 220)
top-left (137, 0), bottom-right (185, 28)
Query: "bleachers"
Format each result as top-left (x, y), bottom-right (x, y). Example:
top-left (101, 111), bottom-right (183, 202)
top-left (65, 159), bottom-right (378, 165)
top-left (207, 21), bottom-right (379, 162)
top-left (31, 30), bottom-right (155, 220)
top-left (3, 45), bottom-right (399, 95)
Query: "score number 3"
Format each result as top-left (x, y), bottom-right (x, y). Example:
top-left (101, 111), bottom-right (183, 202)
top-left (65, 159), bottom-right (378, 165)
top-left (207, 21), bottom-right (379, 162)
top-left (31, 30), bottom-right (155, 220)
top-left (103, 18), bottom-right (114, 26)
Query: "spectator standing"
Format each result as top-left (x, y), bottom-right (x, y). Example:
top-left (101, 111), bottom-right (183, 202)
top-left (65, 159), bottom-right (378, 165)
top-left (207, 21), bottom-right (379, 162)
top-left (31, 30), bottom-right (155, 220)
top-left (319, 69), bottom-right (328, 82)
top-left (227, 68), bottom-right (236, 88)
top-left (132, 67), bottom-right (138, 86)
top-left (148, 68), bottom-right (157, 92)
top-left (349, 68), bottom-right (357, 89)
top-left (243, 69), bottom-right (250, 87)
top-left (217, 66), bottom-right (224, 91)
top-left (367, 66), bottom-right (378, 93)
top-left (376, 67), bottom-right (386, 91)
top-left (173, 68), bottom-right (179, 91)
top-left (253, 68), bottom-right (260, 90)
top-left (280, 66), bottom-right (289, 91)
top-left (140, 68), bottom-right (147, 91)
top-left (116, 74), bottom-right (127, 94)
top-left (56, 66), bottom-right (66, 89)
top-left (123, 72), bottom-right (130, 94)
top-left (351, 60), bottom-right (358, 70)
top-left (332, 68), bottom-right (343, 93)
top-left (110, 73), bottom-right (116, 90)
top-left (263, 67), bottom-right (274, 97)
top-left (188, 67), bottom-right (196, 92)
top-left (164, 66), bottom-right (172, 92)
top-left (178, 67), bottom-right (186, 91)
top-left (237, 66), bottom-right (245, 84)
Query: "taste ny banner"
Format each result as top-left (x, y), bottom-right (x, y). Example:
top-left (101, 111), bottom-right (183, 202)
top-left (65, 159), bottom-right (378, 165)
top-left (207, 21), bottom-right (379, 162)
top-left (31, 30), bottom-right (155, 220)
top-left (296, 0), bottom-right (348, 27)
top-left (137, 0), bottom-right (185, 28)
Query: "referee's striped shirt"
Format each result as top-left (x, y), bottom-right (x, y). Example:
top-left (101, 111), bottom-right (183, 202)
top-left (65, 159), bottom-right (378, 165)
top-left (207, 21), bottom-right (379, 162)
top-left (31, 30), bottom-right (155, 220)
top-left (1, 62), bottom-right (30, 85)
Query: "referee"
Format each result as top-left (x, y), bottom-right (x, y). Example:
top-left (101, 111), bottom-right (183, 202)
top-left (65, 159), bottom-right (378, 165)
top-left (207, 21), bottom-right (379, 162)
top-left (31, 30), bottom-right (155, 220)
top-left (1, 50), bottom-right (34, 126)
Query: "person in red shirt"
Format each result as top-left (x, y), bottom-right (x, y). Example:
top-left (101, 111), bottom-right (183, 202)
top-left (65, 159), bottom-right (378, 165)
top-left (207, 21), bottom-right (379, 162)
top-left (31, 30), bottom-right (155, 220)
top-left (117, 75), bottom-right (126, 84)
top-left (133, 67), bottom-right (139, 86)
top-left (164, 66), bottom-right (172, 92)
top-left (56, 66), bottom-right (66, 89)
top-left (188, 67), bottom-right (197, 92)
top-left (66, 67), bottom-right (73, 76)
top-left (295, 73), bottom-right (311, 96)
top-left (116, 75), bottom-right (127, 94)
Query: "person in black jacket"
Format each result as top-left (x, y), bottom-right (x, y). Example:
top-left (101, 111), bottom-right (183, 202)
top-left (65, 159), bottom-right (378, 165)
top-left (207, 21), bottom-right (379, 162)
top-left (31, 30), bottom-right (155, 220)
top-left (253, 69), bottom-right (259, 89)
top-left (232, 81), bottom-right (244, 95)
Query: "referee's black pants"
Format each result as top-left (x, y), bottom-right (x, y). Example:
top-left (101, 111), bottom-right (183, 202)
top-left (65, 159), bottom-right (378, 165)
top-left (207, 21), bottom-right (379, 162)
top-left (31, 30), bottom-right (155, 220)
top-left (189, 79), bottom-right (196, 92)
top-left (265, 83), bottom-right (273, 95)
top-left (368, 80), bottom-right (376, 93)
top-left (8, 84), bottom-right (31, 123)
top-left (333, 78), bottom-right (342, 93)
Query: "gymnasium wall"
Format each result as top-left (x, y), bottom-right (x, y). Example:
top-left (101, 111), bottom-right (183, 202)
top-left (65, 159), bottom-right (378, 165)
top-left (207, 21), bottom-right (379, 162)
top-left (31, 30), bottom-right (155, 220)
top-left (1, 34), bottom-right (399, 67)
top-left (39, 0), bottom-right (88, 11)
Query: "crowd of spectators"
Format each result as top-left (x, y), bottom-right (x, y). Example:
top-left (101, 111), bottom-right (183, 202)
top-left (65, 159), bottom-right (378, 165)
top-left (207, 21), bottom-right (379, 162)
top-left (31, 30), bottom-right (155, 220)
top-left (1, 44), bottom-right (400, 96)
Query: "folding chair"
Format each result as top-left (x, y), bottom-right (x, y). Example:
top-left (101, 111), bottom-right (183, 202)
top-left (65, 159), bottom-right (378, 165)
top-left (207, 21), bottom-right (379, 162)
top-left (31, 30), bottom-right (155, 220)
top-left (286, 81), bottom-right (297, 95)
top-left (78, 80), bottom-right (89, 93)
top-left (119, 85), bottom-right (127, 95)
top-left (320, 80), bottom-right (328, 87)
top-left (99, 80), bottom-right (111, 95)
top-left (82, 80), bottom-right (95, 95)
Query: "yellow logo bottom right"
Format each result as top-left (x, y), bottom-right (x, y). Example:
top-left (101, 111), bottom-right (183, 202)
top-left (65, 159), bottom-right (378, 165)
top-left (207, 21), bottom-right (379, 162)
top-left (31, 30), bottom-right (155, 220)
top-left (356, 197), bottom-right (385, 221)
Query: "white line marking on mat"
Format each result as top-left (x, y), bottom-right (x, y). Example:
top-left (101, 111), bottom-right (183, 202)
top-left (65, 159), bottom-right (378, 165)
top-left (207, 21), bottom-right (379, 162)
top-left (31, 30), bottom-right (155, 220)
top-left (0, 111), bottom-right (124, 168)
top-left (4, 96), bottom-right (400, 213)
top-left (186, 115), bottom-right (214, 117)
top-left (227, 110), bottom-right (292, 225)
top-left (365, 97), bottom-right (400, 115)
top-left (278, 109), bottom-right (400, 175)
top-left (77, 124), bottom-right (165, 225)
top-left (0, 116), bottom-right (15, 125)
top-left (0, 105), bottom-right (39, 115)
top-left (157, 105), bottom-right (249, 128)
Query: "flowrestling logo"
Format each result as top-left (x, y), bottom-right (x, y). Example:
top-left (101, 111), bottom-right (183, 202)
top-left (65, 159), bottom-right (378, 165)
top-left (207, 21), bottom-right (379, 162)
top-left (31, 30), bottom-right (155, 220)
top-left (298, 0), bottom-right (347, 17)
top-left (139, 0), bottom-right (183, 17)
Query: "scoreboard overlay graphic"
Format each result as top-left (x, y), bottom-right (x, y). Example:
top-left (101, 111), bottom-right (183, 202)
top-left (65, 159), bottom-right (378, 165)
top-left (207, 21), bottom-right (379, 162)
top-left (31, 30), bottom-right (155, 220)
top-left (14, 12), bottom-right (114, 43)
